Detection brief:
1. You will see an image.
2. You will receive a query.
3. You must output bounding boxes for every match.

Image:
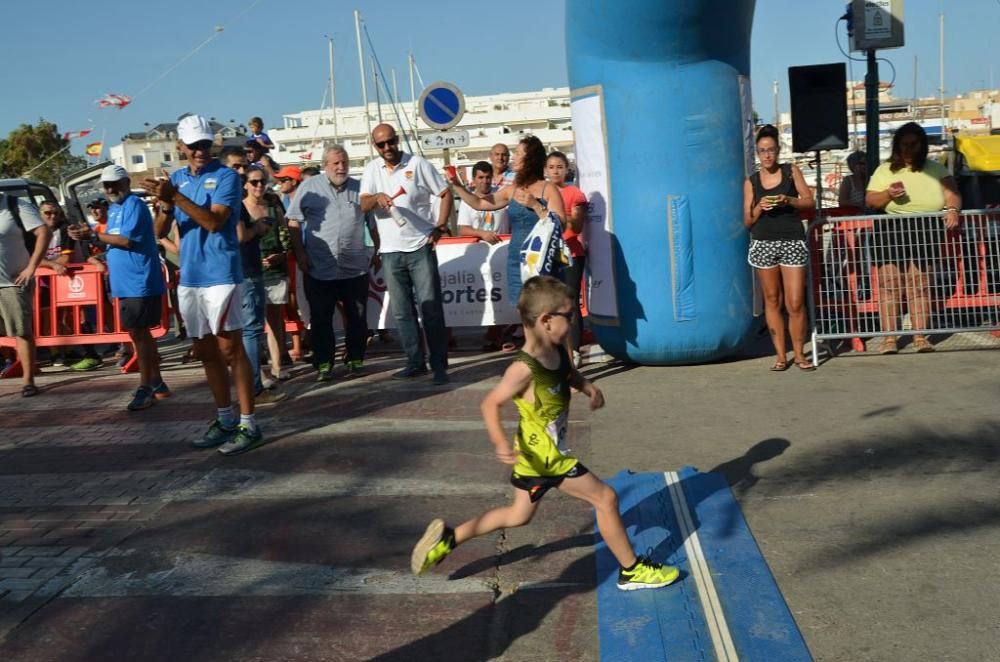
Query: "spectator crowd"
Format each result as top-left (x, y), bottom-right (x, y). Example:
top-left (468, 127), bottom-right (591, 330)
top-left (0, 114), bottom-right (592, 455)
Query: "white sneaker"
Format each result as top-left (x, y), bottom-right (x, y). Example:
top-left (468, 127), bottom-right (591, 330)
top-left (260, 376), bottom-right (277, 390)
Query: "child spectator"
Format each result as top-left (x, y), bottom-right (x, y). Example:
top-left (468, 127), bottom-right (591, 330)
top-left (247, 116), bottom-right (274, 151)
top-left (410, 276), bottom-right (680, 591)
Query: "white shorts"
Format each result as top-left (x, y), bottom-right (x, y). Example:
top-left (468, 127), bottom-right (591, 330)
top-left (178, 283), bottom-right (244, 339)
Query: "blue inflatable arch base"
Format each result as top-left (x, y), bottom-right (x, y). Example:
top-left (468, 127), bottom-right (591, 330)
top-left (566, 0), bottom-right (759, 365)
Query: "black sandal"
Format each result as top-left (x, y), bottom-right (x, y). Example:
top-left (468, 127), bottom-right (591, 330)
top-left (770, 360), bottom-right (788, 372)
top-left (21, 384), bottom-right (39, 397)
top-left (795, 360), bottom-right (816, 372)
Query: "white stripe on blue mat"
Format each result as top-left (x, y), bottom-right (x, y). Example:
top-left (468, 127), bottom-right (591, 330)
top-left (665, 470), bottom-right (739, 661)
top-left (595, 468), bottom-right (812, 661)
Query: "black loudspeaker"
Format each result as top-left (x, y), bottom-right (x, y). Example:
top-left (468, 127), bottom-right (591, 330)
top-left (788, 63), bottom-right (849, 152)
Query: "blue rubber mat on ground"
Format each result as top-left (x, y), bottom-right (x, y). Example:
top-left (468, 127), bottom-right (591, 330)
top-left (595, 468), bottom-right (812, 661)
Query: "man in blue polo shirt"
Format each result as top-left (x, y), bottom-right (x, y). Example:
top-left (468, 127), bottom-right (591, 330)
top-left (72, 165), bottom-right (169, 410)
top-left (142, 114), bottom-right (262, 456)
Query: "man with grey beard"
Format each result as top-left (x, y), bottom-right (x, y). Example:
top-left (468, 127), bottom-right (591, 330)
top-left (286, 145), bottom-right (377, 381)
top-left (70, 165), bottom-right (168, 410)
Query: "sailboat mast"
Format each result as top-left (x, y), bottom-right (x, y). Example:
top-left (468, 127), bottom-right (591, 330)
top-left (409, 53), bottom-right (418, 143)
top-left (372, 58), bottom-right (383, 123)
top-left (939, 12), bottom-right (946, 135)
top-left (354, 10), bottom-right (373, 158)
top-left (328, 37), bottom-right (338, 143)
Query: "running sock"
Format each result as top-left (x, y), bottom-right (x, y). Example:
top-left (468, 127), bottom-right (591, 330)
top-left (217, 406), bottom-right (237, 428)
top-left (240, 413), bottom-right (258, 434)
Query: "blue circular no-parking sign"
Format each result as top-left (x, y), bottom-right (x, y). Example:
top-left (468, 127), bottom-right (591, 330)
top-left (418, 82), bottom-right (465, 130)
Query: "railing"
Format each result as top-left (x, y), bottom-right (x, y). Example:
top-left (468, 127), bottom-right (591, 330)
top-left (0, 263), bottom-right (170, 377)
top-left (806, 209), bottom-right (1000, 363)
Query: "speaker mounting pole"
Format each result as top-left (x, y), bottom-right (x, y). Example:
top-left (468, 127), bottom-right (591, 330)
top-left (864, 48), bottom-right (880, 174)
top-left (814, 150), bottom-right (823, 215)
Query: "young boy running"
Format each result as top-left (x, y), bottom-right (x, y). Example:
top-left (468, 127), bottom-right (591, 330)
top-left (411, 276), bottom-right (679, 591)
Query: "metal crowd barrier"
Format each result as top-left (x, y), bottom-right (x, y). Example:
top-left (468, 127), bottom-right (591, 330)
top-left (806, 209), bottom-right (1000, 363)
top-left (0, 263), bottom-right (171, 378)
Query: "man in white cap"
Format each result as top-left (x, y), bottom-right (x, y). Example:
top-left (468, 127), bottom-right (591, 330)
top-left (141, 114), bottom-right (262, 455)
top-left (71, 165), bottom-right (169, 410)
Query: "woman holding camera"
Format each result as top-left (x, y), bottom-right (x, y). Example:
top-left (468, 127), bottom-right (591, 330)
top-left (743, 124), bottom-right (815, 371)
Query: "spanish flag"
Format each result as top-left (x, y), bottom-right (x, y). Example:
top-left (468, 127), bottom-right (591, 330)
top-left (85, 142), bottom-right (103, 157)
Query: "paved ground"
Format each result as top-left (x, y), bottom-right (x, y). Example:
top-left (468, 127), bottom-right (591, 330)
top-left (0, 331), bottom-right (998, 661)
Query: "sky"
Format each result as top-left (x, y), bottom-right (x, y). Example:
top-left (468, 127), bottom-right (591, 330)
top-left (2, 0), bottom-right (998, 160)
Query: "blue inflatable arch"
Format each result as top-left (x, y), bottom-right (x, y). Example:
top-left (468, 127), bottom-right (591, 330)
top-left (566, 0), bottom-right (758, 365)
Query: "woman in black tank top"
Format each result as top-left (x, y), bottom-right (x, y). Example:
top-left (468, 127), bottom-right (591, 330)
top-left (743, 125), bottom-right (815, 371)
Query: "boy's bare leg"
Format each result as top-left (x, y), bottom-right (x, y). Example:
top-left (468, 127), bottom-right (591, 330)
top-left (559, 472), bottom-right (637, 569)
top-left (454, 489), bottom-right (540, 545)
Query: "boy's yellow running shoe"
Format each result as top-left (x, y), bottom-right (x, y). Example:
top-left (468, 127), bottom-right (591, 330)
top-left (617, 555), bottom-right (681, 591)
top-left (411, 519), bottom-right (456, 575)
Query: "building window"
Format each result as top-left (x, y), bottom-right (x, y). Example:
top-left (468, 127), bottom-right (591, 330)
top-left (163, 153), bottom-right (172, 162)
top-left (179, 153), bottom-right (187, 161)
top-left (131, 155), bottom-right (144, 165)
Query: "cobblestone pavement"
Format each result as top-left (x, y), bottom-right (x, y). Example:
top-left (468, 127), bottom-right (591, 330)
top-left (0, 343), bottom-right (600, 661)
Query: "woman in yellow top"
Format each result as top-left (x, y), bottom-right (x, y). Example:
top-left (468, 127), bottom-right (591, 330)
top-left (865, 122), bottom-right (961, 354)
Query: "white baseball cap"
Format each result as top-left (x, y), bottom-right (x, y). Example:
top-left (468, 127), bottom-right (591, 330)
top-left (177, 114), bottom-right (214, 144)
top-left (100, 164), bottom-right (129, 182)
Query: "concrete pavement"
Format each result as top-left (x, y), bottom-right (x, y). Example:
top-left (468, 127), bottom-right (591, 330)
top-left (1, 332), bottom-right (998, 661)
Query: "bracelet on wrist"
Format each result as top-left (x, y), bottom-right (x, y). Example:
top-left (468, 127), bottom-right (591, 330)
top-left (944, 206), bottom-right (959, 212)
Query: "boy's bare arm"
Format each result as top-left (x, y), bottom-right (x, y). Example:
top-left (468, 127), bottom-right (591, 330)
top-left (480, 362), bottom-right (533, 464)
top-left (568, 368), bottom-right (606, 410)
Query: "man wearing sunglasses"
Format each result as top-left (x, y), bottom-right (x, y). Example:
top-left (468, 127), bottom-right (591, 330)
top-left (274, 165), bottom-right (302, 209)
top-left (360, 123), bottom-right (453, 385)
top-left (142, 114), bottom-right (263, 456)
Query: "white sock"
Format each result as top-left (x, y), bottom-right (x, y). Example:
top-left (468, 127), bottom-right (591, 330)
top-left (240, 413), bottom-right (258, 433)
top-left (217, 406), bottom-right (236, 427)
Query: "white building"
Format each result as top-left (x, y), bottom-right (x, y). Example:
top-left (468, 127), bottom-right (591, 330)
top-left (268, 87), bottom-right (575, 174)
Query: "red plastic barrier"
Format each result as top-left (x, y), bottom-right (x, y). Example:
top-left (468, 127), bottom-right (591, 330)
top-left (0, 263), bottom-right (170, 377)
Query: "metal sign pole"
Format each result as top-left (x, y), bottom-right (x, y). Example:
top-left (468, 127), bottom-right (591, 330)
top-left (865, 48), bottom-right (880, 174)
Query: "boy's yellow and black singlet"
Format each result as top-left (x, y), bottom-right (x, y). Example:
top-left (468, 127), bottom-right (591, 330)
top-left (512, 347), bottom-right (579, 477)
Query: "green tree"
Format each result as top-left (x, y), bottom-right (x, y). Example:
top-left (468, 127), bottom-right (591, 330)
top-left (0, 119), bottom-right (89, 186)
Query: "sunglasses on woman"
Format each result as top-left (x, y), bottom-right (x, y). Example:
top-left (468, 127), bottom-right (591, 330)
top-left (247, 179), bottom-right (267, 187)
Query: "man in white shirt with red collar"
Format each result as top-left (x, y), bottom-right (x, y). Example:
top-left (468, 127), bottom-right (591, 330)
top-left (360, 123), bottom-right (452, 385)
